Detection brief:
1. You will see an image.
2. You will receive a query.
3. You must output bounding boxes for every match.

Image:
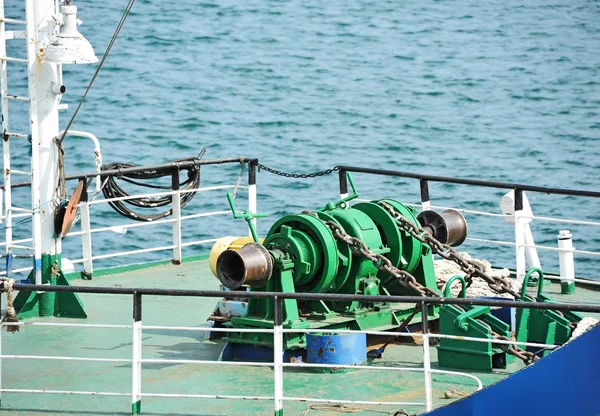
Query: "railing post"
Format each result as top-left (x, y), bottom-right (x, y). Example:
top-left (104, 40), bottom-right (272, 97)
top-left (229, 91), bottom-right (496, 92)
top-left (273, 295), bottom-right (284, 416)
top-left (248, 161), bottom-right (257, 235)
top-left (421, 301), bottom-right (433, 412)
top-left (514, 189), bottom-right (526, 283)
top-left (420, 179), bottom-right (430, 211)
top-left (0, 294), bottom-right (3, 407)
top-left (558, 230), bottom-right (576, 294)
top-left (132, 292), bottom-right (142, 415)
top-left (171, 167), bottom-right (182, 265)
top-left (80, 181), bottom-right (93, 278)
top-left (339, 169), bottom-right (348, 200)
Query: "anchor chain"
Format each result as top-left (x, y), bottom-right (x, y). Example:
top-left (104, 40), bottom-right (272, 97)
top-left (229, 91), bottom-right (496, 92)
top-left (454, 305), bottom-right (541, 366)
top-left (301, 207), bottom-right (545, 366)
top-left (492, 333), bottom-right (540, 365)
top-left (377, 201), bottom-right (522, 299)
top-left (379, 202), bottom-right (578, 328)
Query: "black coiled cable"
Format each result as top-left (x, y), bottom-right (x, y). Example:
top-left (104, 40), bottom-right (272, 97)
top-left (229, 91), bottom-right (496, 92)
top-left (101, 153), bottom-right (203, 222)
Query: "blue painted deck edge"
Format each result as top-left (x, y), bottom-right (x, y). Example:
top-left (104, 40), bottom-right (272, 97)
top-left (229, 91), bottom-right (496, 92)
top-left (426, 325), bottom-right (600, 416)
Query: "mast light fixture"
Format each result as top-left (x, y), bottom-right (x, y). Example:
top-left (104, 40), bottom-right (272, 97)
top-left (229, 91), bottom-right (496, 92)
top-left (44, 0), bottom-right (98, 65)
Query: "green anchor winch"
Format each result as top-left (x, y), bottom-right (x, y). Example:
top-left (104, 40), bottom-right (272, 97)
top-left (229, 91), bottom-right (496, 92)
top-left (213, 174), bottom-right (468, 350)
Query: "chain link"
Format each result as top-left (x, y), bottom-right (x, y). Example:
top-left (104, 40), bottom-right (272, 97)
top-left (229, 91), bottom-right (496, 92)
top-left (491, 332), bottom-right (541, 365)
top-left (258, 164), bottom-right (340, 179)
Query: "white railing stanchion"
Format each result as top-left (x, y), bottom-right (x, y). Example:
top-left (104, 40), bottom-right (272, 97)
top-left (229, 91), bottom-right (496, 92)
top-left (171, 169), bottom-right (182, 264)
top-left (248, 163), bottom-right (257, 235)
top-left (132, 293), bottom-right (142, 415)
top-left (339, 169), bottom-right (348, 202)
top-left (421, 302), bottom-right (433, 412)
top-left (0, 298), bottom-right (3, 407)
top-left (80, 199), bottom-right (93, 277)
top-left (273, 296), bottom-right (284, 416)
top-left (513, 190), bottom-right (527, 283)
top-left (515, 210), bottom-right (526, 283)
top-left (420, 179), bottom-right (431, 211)
top-left (558, 230), bottom-right (576, 294)
top-left (501, 189), bottom-right (532, 283)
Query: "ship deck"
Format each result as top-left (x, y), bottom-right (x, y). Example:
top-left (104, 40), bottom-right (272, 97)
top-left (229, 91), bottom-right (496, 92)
top-left (0, 257), bottom-right (598, 416)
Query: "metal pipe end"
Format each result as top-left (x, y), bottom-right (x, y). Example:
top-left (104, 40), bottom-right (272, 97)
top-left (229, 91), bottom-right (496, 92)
top-left (216, 243), bottom-right (273, 289)
top-left (417, 209), bottom-right (468, 247)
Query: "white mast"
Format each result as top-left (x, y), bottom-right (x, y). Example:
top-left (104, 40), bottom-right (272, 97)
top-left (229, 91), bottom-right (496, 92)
top-left (8, 0), bottom-right (96, 317)
top-left (27, 0), bottom-right (61, 287)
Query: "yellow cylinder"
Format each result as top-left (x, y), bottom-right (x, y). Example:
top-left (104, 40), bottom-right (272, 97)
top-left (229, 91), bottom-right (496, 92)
top-left (209, 236), bottom-right (264, 277)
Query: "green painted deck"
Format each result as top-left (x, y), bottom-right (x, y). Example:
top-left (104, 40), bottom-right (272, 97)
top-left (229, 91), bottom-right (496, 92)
top-left (0, 258), bottom-right (597, 416)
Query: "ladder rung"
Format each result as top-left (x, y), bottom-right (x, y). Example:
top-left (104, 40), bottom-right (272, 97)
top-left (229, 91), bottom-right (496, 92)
top-left (3, 131), bottom-right (29, 139)
top-left (1, 18), bottom-right (26, 25)
top-left (7, 244), bottom-right (33, 251)
top-left (6, 30), bottom-right (26, 40)
top-left (3, 93), bottom-right (29, 102)
top-left (9, 170), bottom-right (31, 176)
top-left (0, 56), bottom-right (27, 64)
top-left (8, 207), bottom-right (32, 213)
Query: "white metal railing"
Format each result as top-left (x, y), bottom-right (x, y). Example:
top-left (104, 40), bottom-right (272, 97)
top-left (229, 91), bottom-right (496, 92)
top-left (424, 204), bottom-right (600, 270)
top-left (2, 164), bottom-right (598, 294)
top-left (2, 188), bottom-right (598, 292)
top-left (0, 182), bottom-right (253, 277)
top-left (0, 318), bottom-right (496, 413)
top-left (0, 294), bottom-right (575, 415)
top-left (353, 197), bottom-right (600, 287)
top-left (57, 130), bottom-right (102, 194)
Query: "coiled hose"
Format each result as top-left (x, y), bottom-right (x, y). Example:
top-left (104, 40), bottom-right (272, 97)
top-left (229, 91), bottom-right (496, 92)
top-left (101, 152), bottom-right (204, 222)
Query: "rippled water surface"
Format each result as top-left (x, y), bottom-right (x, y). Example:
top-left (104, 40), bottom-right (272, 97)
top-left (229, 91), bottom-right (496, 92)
top-left (3, 0), bottom-right (600, 277)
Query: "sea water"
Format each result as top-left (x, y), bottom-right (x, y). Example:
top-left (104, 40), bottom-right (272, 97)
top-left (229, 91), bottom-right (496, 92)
top-left (3, 0), bottom-right (600, 278)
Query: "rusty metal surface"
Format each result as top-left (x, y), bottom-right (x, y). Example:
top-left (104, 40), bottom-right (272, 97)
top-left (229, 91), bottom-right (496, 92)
top-left (61, 179), bottom-right (84, 237)
top-left (216, 242), bottom-right (274, 289)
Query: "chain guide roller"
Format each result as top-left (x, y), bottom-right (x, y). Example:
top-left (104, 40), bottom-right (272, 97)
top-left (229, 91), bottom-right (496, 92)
top-left (437, 275), bottom-right (516, 371)
top-left (515, 268), bottom-right (582, 358)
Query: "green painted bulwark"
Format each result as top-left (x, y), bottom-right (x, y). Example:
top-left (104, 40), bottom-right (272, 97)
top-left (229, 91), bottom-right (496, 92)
top-left (132, 400), bottom-right (141, 415)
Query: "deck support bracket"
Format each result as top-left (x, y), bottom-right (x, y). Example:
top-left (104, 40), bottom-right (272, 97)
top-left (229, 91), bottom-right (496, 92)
top-left (12, 254), bottom-right (87, 319)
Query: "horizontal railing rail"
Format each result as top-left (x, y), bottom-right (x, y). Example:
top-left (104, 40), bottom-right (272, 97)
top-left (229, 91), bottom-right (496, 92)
top-left (0, 285), bottom-right (598, 414)
top-left (3, 283), bottom-right (600, 311)
top-left (337, 165), bottom-right (600, 198)
top-left (1, 157), bottom-right (259, 190)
